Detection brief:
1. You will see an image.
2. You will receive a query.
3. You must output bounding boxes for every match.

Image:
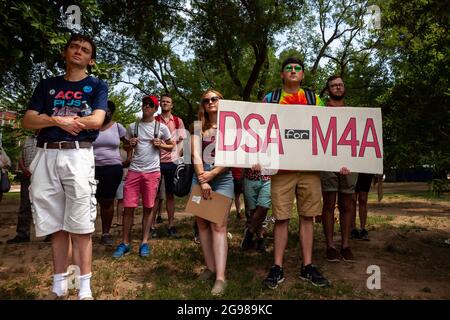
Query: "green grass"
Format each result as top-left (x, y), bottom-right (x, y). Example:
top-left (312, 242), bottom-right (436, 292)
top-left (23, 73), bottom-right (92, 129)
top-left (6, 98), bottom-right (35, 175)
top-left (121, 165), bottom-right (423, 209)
top-left (1, 192), bottom-right (20, 202)
top-left (368, 191), bottom-right (450, 203)
top-left (95, 215), bottom-right (374, 300)
top-left (366, 215), bottom-right (395, 228)
top-left (1, 187), bottom-right (447, 300)
top-left (0, 274), bottom-right (40, 299)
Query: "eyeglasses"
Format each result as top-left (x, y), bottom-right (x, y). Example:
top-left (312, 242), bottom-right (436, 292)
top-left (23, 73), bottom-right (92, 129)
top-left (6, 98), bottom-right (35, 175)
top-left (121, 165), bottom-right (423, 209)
top-left (143, 103), bottom-right (157, 109)
top-left (284, 65), bottom-right (302, 72)
top-left (201, 96), bottom-right (220, 105)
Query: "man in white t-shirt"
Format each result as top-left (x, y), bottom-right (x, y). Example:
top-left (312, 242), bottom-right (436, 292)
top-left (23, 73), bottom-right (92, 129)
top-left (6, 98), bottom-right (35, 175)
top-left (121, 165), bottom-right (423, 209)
top-left (112, 95), bottom-right (173, 258)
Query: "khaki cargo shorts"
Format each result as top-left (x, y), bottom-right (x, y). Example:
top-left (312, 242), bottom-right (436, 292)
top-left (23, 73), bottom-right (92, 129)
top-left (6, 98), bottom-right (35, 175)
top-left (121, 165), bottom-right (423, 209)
top-left (320, 171), bottom-right (358, 194)
top-left (271, 171), bottom-right (322, 220)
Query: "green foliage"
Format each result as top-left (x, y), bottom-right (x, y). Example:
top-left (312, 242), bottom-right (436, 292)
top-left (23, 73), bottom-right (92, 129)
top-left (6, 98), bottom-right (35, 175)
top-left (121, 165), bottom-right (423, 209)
top-left (0, 1), bottom-right (103, 102)
top-left (109, 88), bottom-right (139, 127)
top-left (189, 0), bottom-right (305, 101)
top-left (378, 0), bottom-right (450, 172)
top-left (0, 125), bottom-right (24, 170)
top-left (91, 62), bottom-right (123, 84)
top-left (428, 179), bottom-right (448, 198)
top-left (0, 0), bottom-right (448, 180)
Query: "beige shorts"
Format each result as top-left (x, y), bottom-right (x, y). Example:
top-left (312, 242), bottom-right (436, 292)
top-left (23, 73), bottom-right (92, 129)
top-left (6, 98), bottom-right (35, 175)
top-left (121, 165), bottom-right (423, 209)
top-left (320, 171), bottom-right (358, 194)
top-left (29, 147), bottom-right (97, 237)
top-left (271, 171), bottom-right (322, 220)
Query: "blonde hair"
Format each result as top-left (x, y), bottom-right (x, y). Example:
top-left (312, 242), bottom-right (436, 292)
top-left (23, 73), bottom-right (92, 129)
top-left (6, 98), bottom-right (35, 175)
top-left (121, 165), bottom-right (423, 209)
top-left (198, 89), bottom-right (223, 132)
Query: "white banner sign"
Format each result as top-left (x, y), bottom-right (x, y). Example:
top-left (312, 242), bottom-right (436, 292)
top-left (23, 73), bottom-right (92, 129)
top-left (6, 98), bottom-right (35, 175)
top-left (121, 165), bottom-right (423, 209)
top-left (214, 100), bottom-right (383, 174)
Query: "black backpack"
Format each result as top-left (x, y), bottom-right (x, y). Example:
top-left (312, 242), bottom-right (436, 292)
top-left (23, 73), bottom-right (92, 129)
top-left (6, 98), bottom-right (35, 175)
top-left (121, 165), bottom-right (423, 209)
top-left (173, 160), bottom-right (194, 197)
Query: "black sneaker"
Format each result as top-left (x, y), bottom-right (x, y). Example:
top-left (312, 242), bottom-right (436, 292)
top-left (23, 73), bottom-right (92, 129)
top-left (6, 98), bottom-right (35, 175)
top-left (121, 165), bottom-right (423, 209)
top-left (168, 226), bottom-right (180, 238)
top-left (100, 233), bottom-right (114, 246)
top-left (359, 229), bottom-right (370, 241)
top-left (193, 231), bottom-right (200, 244)
top-left (156, 215), bottom-right (163, 224)
top-left (150, 228), bottom-right (158, 239)
top-left (340, 247), bottom-right (355, 262)
top-left (299, 264), bottom-right (330, 287)
top-left (6, 235), bottom-right (30, 244)
top-left (350, 229), bottom-right (361, 240)
top-left (240, 228), bottom-right (254, 250)
top-left (263, 265), bottom-right (285, 289)
top-left (326, 247), bottom-right (341, 263)
top-left (256, 237), bottom-right (266, 253)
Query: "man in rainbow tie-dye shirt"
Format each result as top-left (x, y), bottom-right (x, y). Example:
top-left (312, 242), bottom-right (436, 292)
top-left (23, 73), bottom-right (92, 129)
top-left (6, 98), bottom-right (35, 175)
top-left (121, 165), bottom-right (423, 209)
top-left (262, 57), bottom-right (330, 290)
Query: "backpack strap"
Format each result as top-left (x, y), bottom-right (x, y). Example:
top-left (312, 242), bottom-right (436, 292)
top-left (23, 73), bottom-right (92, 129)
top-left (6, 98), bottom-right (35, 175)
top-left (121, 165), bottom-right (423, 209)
top-left (156, 114), bottom-right (180, 130)
top-left (133, 121), bottom-right (139, 137)
top-left (304, 88), bottom-right (316, 105)
top-left (270, 88), bottom-right (282, 104)
top-left (154, 119), bottom-right (160, 139)
top-left (173, 115), bottom-right (180, 130)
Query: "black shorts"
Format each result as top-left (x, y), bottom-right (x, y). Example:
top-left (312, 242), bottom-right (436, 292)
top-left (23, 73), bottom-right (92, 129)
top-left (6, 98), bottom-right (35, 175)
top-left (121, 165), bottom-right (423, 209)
top-left (355, 173), bottom-right (374, 193)
top-left (95, 165), bottom-right (123, 199)
top-left (161, 162), bottom-right (177, 194)
top-left (233, 178), bottom-right (243, 194)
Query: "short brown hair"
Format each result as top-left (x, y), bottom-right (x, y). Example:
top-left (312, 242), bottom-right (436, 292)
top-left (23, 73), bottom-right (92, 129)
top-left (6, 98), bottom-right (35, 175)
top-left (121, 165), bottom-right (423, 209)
top-left (161, 93), bottom-right (172, 100)
top-left (320, 75), bottom-right (344, 97)
top-left (64, 33), bottom-right (97, 59)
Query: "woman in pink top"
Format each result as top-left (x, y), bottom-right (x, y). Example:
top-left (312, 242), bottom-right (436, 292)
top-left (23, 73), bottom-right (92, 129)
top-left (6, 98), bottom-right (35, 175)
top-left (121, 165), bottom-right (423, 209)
top-left (191, 89), bottom-right (234, 296)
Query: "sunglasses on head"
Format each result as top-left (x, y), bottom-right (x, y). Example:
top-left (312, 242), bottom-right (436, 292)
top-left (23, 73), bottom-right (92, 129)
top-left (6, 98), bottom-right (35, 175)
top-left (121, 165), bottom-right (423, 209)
top-left (284, 65), bottom-right (302, 72)
top-left (201, 96), bottom-right (220, 105)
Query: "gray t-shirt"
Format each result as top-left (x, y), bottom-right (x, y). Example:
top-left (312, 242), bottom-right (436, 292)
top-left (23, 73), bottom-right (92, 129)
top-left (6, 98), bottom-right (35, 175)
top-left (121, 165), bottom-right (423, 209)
top-left (93, 122), bottom-right (126, 166)
top-left (126, 120), bottom-right (170, 173)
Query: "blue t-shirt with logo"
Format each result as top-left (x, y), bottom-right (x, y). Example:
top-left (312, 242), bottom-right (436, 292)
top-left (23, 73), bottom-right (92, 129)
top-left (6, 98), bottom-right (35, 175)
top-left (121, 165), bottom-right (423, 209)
top-left (29, 75), bottom-right (108, 142)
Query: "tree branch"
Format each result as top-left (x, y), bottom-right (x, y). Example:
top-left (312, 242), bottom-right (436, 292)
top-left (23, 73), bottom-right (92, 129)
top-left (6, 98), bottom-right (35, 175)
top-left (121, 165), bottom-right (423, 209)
top-left (117, 79), bottom-right (148, 95)
top-left (162, 59), bottom-right (194, 115)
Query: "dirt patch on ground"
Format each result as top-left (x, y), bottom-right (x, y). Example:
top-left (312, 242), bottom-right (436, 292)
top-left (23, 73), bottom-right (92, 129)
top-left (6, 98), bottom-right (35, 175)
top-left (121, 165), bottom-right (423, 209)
top-left (382, 182), bottom-right (431, 193)
top-left (0, 183), bottom-right (449, 299)
top-left (370, 200), bottom-right (450, 218)
top-left (314, 225), bottom-right (450, 299)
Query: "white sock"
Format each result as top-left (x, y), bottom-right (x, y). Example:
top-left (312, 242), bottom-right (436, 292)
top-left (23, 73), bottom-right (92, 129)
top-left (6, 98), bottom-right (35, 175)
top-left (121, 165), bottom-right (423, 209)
top-left (52, 272), bottom-right (68, 297)
top-left (78, 273), bottom-right (92, 299)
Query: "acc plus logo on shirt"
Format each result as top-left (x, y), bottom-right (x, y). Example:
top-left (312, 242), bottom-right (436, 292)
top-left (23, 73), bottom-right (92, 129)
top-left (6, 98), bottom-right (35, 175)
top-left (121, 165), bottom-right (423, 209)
top-left (51, 90), bottom-right (86, 116)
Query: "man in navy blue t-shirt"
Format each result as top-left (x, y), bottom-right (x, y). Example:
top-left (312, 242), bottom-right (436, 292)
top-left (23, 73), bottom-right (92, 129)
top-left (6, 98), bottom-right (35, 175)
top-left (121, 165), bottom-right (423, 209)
top-left (22, 33), bottom-right (107, 300)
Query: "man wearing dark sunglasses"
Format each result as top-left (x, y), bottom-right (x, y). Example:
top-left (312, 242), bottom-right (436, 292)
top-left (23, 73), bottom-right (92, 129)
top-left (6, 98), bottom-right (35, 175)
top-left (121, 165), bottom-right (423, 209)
top-left (113, 95), bottom-right (173, 259)
top-left (262, 57), bottom-right (329, 290)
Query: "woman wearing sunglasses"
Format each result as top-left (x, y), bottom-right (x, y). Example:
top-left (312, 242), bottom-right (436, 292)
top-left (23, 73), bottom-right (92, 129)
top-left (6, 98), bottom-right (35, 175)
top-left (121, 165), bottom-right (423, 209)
top-left (191, 89), bottom-right (234, 296)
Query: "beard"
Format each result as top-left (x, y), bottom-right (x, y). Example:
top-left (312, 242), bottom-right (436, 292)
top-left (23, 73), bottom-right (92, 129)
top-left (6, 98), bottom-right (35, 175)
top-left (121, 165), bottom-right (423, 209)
top-left (329, 91), bottom-right (345, 101)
